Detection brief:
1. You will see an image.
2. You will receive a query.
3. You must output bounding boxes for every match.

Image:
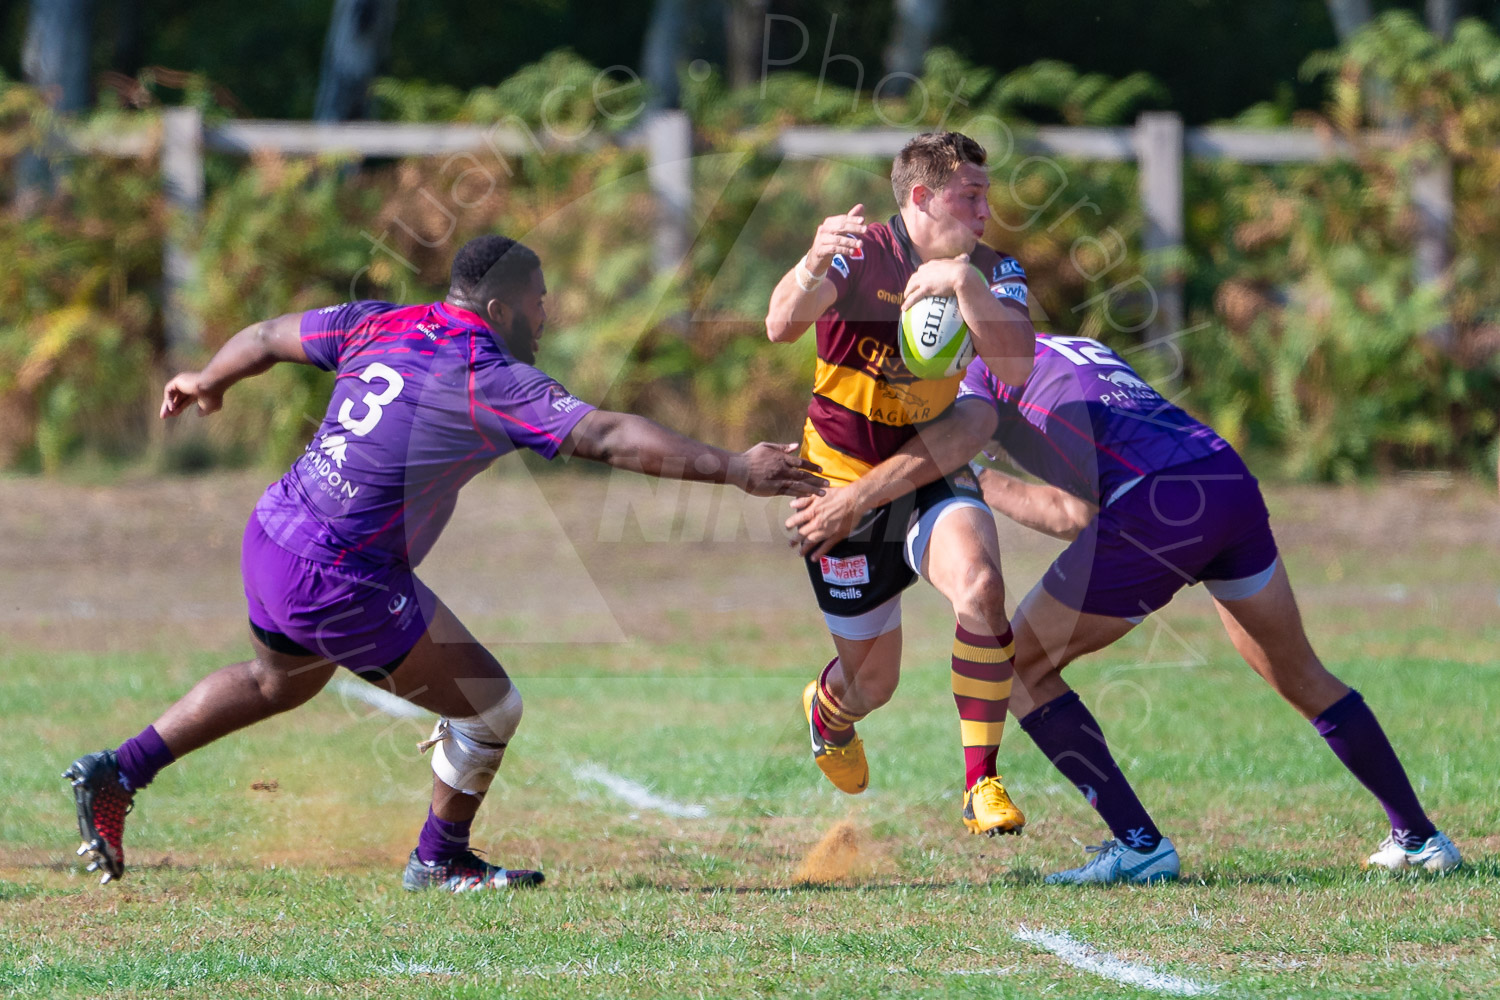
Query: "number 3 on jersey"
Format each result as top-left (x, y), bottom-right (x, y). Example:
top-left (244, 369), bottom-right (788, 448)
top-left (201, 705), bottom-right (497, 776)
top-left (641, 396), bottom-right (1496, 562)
top-left (338, 362), bottom-right (405, 437)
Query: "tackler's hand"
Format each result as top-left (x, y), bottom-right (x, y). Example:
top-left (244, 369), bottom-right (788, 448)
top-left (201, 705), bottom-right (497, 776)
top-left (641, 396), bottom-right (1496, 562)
top-left (732, 443), bottom-right (827, 498)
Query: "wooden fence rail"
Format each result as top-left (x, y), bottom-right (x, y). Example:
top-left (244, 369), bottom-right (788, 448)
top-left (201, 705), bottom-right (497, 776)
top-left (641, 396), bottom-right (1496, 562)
top-left (63, 108), bottom-right (1452, 356)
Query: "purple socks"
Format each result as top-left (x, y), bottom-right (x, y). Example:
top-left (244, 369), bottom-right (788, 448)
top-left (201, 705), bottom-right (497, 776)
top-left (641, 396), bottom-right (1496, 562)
top-left (1020, 691), bottom-right (1164, 853)
top-left (115, 725), bottom-right (177, 791)
top-left (416, 806), bottom-right (473, 866)
top-left (1313, 689), bottom-right (1436, 851)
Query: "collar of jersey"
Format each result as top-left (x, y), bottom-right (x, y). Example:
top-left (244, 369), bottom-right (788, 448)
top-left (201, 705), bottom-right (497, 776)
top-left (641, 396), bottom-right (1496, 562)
top-left (888, 212), bottom-right (919, 269)
top-left (434, 302), bottom-right (491, 332)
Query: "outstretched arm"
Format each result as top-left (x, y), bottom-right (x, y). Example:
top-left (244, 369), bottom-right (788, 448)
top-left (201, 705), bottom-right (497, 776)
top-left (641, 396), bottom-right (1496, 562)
top-left (561, 410), bottom-right (827, 498)
top-left (786, 397), bottom-right (998, 557)
top-left (974, 468), bottom-right (1097, 541)
top-left (161, 312), bottom-right (310, 418)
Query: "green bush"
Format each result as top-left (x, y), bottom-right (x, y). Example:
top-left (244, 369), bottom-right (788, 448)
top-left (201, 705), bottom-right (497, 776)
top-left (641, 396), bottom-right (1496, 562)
top-left (1, 27), bottom-right (1498, 480)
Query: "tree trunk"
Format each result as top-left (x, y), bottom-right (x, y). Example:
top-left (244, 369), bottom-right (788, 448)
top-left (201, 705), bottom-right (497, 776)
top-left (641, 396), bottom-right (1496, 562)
top-left (313, 0), bottom-right (400, 122)
top-left (18, 0), bottom-right (95, 211)
top-left (724, 0), bottom-right (768, 91)
top-left (1323, 0), bottom-right (1373, 42)
top-left (112, 0), bottom-right (143, 77)
top-left (883, 0), bottom-right (944, 96)
top-left (1426, 0), bottom-right (1459, 41)
top-left (22, 0), bottom-right (95, 112)
top-left (642, 0), bottom-right (687, 110)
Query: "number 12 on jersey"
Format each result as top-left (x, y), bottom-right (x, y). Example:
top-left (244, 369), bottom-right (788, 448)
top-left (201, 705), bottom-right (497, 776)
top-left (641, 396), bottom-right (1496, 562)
top-left (1039, 336), bottom-right (1127, 369)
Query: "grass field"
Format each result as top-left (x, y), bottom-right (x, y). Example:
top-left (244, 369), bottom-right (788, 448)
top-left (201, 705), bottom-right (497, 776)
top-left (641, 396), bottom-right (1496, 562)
top-left (2, 468), bottom-right (1498, 999)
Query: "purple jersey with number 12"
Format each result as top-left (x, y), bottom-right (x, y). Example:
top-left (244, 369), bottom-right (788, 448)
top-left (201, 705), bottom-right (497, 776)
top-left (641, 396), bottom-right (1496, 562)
top-left (253, 300), bottom-right (595, 570)
top-left (958, 334), bottom-right (1228, 505)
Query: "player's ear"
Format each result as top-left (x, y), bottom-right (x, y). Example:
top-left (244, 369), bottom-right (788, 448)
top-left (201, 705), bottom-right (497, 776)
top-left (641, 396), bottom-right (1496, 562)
top-left (483, 297), bottom-right (510, 329)
top-left (909, 183), bottom-right (933, 212)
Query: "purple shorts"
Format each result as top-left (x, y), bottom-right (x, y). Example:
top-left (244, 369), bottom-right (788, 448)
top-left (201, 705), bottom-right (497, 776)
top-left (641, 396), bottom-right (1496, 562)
top-left (1043, 448), bottom-right (1279, 619)
top-left (241, 515), bottom-right (432, 676)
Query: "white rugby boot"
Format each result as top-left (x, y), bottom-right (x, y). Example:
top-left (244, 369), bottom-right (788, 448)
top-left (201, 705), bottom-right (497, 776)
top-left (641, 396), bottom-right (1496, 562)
top-left (1045, 836), bottom-right (1180, 885)
top-left (1365, 831), bottom-right (1461, 873)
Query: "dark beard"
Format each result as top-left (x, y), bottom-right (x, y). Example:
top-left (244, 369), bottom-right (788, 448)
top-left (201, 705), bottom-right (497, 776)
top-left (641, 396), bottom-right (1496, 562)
top-left (501, 313), bottom-right (536, 364)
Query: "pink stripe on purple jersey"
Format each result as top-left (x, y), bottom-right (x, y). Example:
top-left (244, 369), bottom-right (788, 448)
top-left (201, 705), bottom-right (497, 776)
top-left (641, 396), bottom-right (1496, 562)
top-left (253, 301), bottom-right (595, 570)
top-left (959, 335), bottom-right (1227, 504)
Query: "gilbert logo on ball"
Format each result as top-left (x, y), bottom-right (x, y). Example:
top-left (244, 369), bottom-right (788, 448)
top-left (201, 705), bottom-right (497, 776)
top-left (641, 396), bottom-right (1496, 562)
top-left (900, 294), bottom-right (974, 379)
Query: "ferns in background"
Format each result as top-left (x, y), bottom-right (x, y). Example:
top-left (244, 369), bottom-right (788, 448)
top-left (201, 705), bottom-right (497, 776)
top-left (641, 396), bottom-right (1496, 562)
top-left (1, 27), bottom-right (1498, 478)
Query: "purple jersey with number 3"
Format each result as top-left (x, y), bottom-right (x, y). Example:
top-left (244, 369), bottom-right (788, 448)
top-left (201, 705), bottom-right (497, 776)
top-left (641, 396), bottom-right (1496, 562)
top-left (958, 335), bottom-right (1227, 504)
top-left (253, 300), bottom-right (594, 569)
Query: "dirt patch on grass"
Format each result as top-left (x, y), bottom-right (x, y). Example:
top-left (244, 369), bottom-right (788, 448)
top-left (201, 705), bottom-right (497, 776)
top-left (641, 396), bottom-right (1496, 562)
top-left (6, 469), bottom-right (1496, 654)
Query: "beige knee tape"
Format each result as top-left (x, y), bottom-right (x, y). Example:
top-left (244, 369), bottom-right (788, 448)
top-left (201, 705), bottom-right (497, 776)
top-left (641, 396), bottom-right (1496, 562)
top-left (421, 685), bottom-right (522, 796)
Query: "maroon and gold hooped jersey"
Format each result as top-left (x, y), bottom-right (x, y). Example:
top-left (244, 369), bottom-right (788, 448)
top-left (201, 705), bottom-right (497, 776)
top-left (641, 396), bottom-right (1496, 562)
top-left (803, 214), bottom-right (1028, 485)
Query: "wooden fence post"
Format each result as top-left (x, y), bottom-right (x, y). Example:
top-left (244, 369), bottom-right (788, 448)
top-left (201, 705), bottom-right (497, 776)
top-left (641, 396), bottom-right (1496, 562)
top-left (1135, 112), bottom-right (1185, 342)
top-left (646, 109), bottom-right (693, 279)
top-left (161, 106), bottom-right (204, 366)
top-left (1413, 156), bottom-right (1454, 351)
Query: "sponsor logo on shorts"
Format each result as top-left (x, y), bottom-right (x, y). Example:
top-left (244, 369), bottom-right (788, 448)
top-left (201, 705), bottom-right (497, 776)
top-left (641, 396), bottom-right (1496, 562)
top-left (388, 593), bottom-right (408, 615)
top-left (830, 254), bottom-right (851, 279)
top-left (829, 586), bottom-right (863, 600)
top-left (953, 470), bottom-right (979, 492)
top-left (820, 553), bottom-right (871, 585)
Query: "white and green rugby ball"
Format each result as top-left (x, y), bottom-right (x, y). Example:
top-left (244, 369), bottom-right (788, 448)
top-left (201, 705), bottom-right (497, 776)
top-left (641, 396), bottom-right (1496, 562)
top-left (899, 294), bottom-right (974, 380)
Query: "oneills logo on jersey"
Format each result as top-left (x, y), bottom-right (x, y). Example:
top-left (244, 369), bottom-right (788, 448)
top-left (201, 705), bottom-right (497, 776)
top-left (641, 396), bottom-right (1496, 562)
top-left (876, 289), bottom-right (902, 304)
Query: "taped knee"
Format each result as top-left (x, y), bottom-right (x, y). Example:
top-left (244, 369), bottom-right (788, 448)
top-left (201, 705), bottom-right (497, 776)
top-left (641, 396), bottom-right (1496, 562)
top-left (419, 685), bottom-right (522, 796)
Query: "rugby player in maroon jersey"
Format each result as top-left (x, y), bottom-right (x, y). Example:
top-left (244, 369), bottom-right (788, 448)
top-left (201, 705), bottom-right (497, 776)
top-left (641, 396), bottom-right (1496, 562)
top-left (765, 132), bottom-right (1038, 836)
top-left (64, 235), bottom-right (825, 891)
top-left (790, 336), bottom-right (1462, 881)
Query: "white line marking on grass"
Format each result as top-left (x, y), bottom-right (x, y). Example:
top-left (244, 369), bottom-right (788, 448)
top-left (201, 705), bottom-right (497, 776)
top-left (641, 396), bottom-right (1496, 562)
top-left (383, 958), bottom-right (458, 976)
top-left (1013, 926), bottom-right (1217, 996)
top-left (572, 763), bottom-right (708, 819)
top-left (332, 678), bottom-right (431, 719)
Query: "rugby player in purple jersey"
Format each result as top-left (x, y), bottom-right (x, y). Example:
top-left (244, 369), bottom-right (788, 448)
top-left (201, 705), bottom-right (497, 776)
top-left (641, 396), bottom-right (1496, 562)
top-left (789, 333), bottom-right (1461, 882)
top-left (63, 235), bottom-right (825, 891)
top-left (766, 132), bottom-right (1037, 838)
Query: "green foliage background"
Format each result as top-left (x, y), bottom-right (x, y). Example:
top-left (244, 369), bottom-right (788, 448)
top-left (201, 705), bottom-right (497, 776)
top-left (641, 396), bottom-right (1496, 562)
top-left (2, 12), bottom-right (1498, 479)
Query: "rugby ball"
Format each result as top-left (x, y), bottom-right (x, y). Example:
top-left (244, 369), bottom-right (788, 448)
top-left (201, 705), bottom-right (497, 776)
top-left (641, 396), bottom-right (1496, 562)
top-left (899, 294), bottom-right (973, 380)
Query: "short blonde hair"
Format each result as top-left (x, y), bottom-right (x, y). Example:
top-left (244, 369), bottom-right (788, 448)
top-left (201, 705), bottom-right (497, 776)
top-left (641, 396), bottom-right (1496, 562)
top-left (891, 132), bottom-right (987, 207)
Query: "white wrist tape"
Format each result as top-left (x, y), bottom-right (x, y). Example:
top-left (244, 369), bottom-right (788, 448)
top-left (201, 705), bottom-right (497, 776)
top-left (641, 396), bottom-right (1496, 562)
top-left (794, 255), bottom-right (826, 292)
